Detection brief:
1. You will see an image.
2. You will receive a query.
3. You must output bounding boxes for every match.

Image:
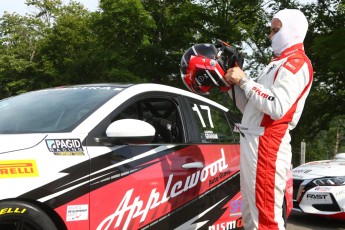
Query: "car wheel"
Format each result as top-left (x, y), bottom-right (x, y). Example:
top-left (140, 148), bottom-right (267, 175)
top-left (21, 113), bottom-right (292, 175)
top-left (0, 200), bottom-right (59, 230)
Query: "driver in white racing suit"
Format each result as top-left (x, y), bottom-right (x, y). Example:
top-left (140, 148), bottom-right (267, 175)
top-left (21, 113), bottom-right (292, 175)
top-left (225, 9), bottom-right (314, 230)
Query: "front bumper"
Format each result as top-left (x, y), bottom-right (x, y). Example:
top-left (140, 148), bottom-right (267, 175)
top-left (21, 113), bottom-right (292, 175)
top-left (293, 178), bottom-right (345, 219)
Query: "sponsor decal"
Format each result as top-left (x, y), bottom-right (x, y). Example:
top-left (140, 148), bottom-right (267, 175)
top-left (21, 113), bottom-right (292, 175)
top-left (284, 49), bottom-right (299, 56)
top-left (229, 200), bottom-right (242, 216)
top-left (0, 207), bottom-right (26, 215)
top-left (208, 219), bottom-right (243, 230)
top-left (205, 130), bottom-right (218, 140)
top-left (285, 62), bottom-right (296, 71)
top-left (306, 194), bottom-right (328, 199)
top-left (97, 149), bottom-right (229, 230)
top-left (293, 169), bottom-right (312, 174)
top-left (305, 193), bottom-right (332, 204)
top-left (0, 160), bottom-right (38, 178)
top-left (209, 170), bottom-right (231, 186)
top-left (251, 87), bottom-right (275, 101)
top-left (66, 205), bottom-right (89, 222)
top-left (46, 139), bottom-right (84, 156)
top-left (233, 124), bottom-right (264, 136)
top-left (314, 186), bottom-right (331, 191)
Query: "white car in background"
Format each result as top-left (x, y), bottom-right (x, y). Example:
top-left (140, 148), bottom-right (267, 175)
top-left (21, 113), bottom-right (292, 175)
top-left (292, 153), bottom-right (345, 220)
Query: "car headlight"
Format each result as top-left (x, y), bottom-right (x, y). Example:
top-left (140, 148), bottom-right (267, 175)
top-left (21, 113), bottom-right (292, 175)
top-left (313, 177), bottom-right (345, 186)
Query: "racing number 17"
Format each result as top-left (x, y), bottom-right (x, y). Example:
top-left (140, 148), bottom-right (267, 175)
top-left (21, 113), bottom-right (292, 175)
top-left (192, 104), bottom-right (214, 128)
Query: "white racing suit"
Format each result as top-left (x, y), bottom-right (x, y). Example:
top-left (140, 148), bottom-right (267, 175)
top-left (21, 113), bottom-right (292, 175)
top-left (230, 43), bottom-right (313, 229)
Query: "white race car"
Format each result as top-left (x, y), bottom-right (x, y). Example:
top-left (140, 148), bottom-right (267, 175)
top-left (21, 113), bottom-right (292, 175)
top-left (0, 83), bottom-right (247, 230)
top-left (0, 83), bottom-right (293, 229)
top-left (292, 153), bottom-right (345, 220)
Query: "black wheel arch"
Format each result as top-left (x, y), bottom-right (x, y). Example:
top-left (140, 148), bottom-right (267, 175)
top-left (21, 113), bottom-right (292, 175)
top-left (0, 199), bottom-right (67, 230)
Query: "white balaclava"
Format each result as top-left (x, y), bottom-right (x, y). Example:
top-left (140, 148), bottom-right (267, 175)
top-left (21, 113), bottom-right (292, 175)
top-left (271, 9), bottom-right (308, 56)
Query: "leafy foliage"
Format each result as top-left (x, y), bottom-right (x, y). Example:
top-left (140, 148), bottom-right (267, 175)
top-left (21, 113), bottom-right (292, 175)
top-left (0, 0), bottom-right (344, 163)
top-left (290, 0), bottom-right (345, 164)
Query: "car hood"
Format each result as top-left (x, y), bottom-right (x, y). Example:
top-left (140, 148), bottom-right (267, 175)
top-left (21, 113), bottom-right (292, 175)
top-left (292, 160), bottom-right (345, 179)
top-left (0, 134), bottom-right (47, 154)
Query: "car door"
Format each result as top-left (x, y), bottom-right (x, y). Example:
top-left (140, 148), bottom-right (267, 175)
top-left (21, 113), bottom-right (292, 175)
top-left (85, 91), bottom-right (242, 230)
top-left (85, 92), bottom-right (190, 230)
top-left (170, 97), bottom-right (243, 230)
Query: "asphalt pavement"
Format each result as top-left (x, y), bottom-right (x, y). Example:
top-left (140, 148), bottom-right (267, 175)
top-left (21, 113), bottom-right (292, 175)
top-left (287, 210), bottom-right (345, 230)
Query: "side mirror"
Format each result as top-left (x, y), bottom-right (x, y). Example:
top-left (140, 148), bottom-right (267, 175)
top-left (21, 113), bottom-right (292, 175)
top-left (96, 119), bottom-right (155, 145)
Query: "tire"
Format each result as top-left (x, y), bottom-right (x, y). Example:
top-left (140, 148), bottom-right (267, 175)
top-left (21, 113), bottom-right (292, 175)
top-left (0, 200), bottom-right (59, 230)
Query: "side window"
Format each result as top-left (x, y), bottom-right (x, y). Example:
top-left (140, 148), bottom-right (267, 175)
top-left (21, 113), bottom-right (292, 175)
top-left (189, 101), bottom-right (238, 143)
top-left (114, 98), bottom-right (183, 143)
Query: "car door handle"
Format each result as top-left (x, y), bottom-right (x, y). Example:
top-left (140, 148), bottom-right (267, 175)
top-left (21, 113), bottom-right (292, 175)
top-left (182, 162), bottom-right (204, 169)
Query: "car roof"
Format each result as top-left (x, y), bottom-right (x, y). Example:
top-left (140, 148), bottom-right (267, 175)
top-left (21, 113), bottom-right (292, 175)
top-left (63, 83), bottom-right (134, 89)
top-left (62, 83), bottom-right (229, 112)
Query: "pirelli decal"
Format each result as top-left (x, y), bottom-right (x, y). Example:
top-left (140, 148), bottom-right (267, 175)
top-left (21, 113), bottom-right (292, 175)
top-left (0, 160), bottom-right (39, 178)
top-left (0, 207), bottom-right (27, 215)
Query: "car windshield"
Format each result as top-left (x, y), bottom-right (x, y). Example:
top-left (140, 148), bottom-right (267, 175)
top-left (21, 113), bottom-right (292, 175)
top-left (0, 86), bottom-right (122, 133)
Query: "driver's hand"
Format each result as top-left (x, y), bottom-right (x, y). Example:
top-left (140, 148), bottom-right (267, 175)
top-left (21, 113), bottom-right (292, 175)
top-left (225, 67), bottom-right (246, 86)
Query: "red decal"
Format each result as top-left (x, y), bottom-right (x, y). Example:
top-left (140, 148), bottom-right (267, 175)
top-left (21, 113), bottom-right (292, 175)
top-left (96, 149), bottom-right (229, 230)
top-left (282, 54), bottom-right (305, 74)
top-left (252, 87), bottom-right (275, 101)
top-left (88, 145), bottom-right (240, 230)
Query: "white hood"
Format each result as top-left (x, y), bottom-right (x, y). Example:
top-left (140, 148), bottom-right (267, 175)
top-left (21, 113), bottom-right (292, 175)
top-left (292, 159), bottom-right (345, 179)
top-left (0, 134), bottom-right (47, 154)
top-left (271, 9), bottom-right (308, 56)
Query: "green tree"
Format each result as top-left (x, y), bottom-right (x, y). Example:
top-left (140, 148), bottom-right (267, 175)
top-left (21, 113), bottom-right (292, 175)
top-left (26, 0), bottom-right (63, 26)
top-left (0, 12), bottom-right (46, 97)
top-left (92, 0), bottom-right (156, 83)
top-left (291, 0), bottom-right (345, 164)
top-left (39, 1), bottom-right (97, 85)
top-left (0, 0), bottom-right (343, 161)
top-left (139, 0), bottom-right (207, 86)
